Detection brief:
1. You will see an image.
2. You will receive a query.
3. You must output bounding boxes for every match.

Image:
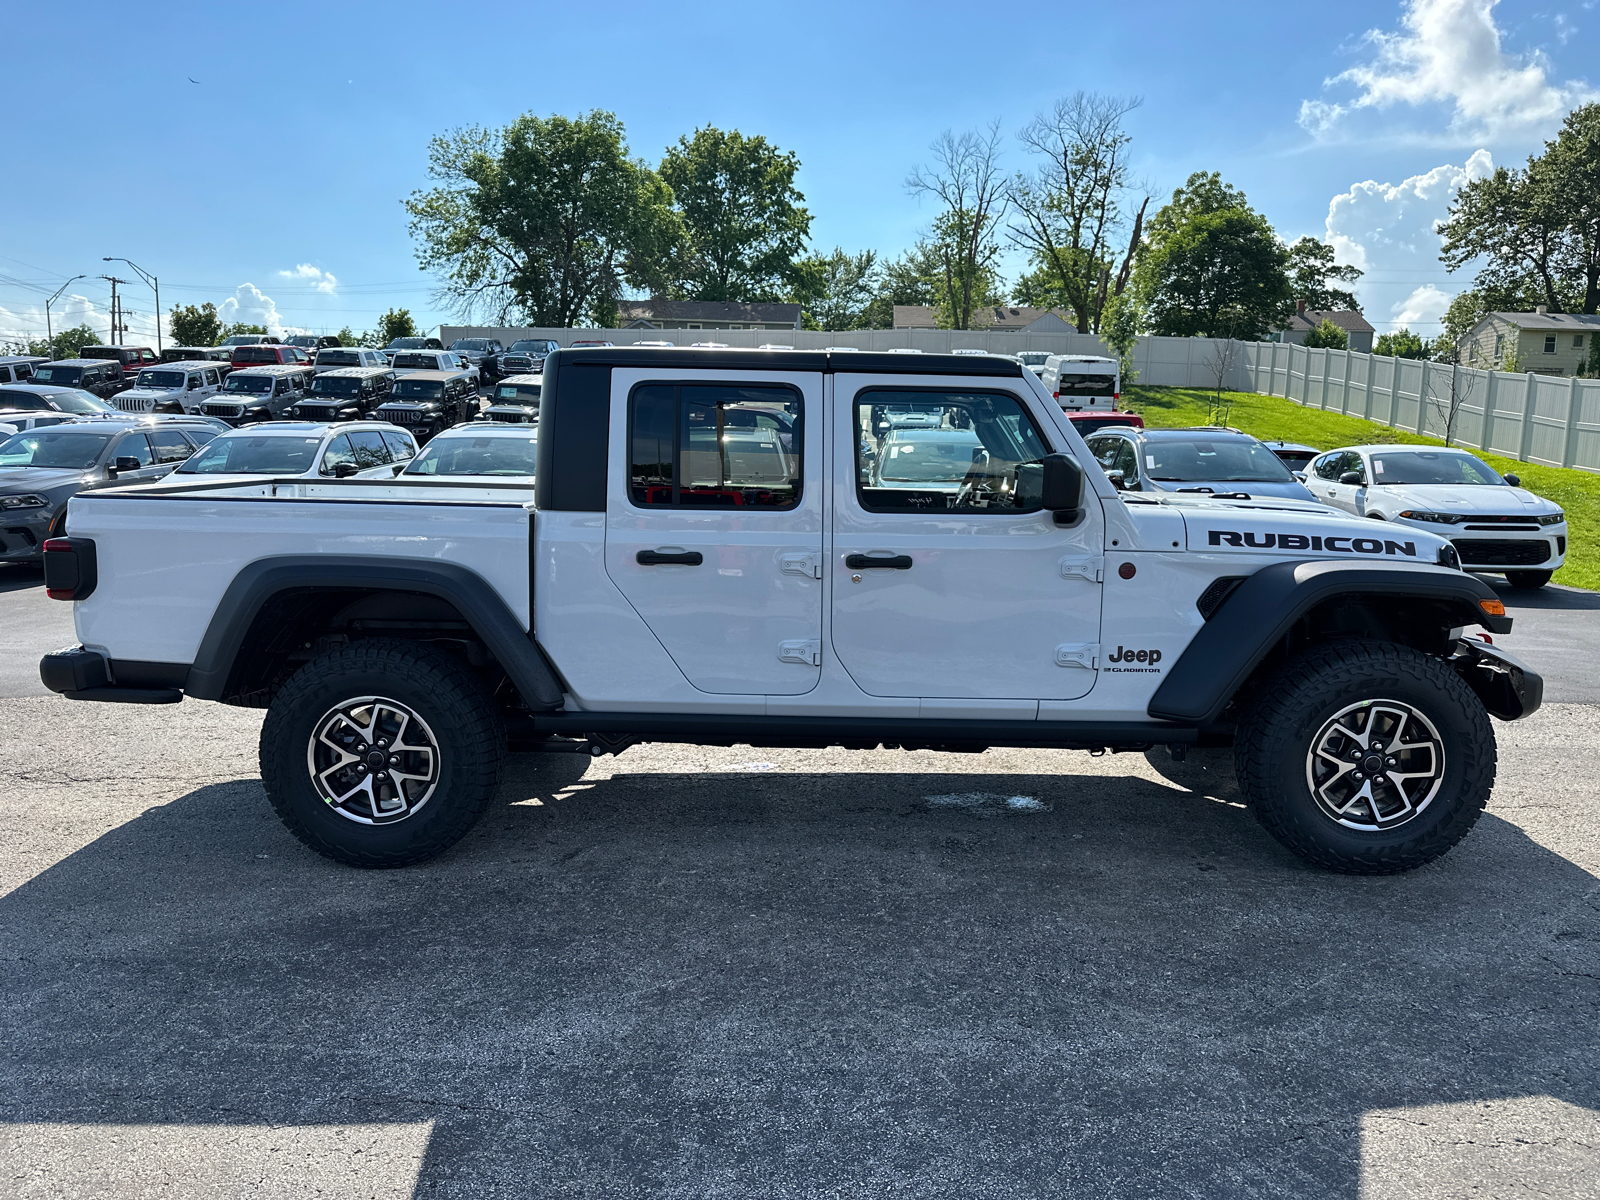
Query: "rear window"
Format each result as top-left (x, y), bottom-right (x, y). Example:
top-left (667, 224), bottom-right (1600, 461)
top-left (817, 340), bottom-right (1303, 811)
top-left (1056, 372), bottom-right (1118, 397)
top-left (393, 353), bottom-right (439, 370)
top-left (234, 347), bottom-right (280, 363)
top-left (1068, 416), bottom-right (1140, 437)
top-left (317, 350), bottom-right (362, 366)
top-left (178, 435), bottom-right (322, 475)
top-left (406, 434), bottom-right (538, 478)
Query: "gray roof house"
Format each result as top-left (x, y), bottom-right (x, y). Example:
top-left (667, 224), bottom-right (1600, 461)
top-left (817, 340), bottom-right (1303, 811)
top-left (892, 305), bottom-right (1076, 333)
top-left (1273, 301), bottom-right (1375, 353)
top-left (617, 299), bottom-right (801, 331)
top-left (1458, 308), bottom-right (1600, 376)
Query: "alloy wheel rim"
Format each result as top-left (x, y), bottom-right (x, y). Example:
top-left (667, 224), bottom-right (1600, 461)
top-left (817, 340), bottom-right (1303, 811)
top-left (1305, 699), bottom-right (1446, 831)
top-left (306, 696), bottom-right (440, 825)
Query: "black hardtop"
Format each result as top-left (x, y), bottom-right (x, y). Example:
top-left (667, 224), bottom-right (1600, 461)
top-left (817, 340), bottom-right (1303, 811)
top-left (551, 346), bottom-right (1024, 377)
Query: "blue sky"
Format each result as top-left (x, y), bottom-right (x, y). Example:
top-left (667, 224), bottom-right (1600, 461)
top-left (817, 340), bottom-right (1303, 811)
top-left (2, 0), bottom-right (1595, 345)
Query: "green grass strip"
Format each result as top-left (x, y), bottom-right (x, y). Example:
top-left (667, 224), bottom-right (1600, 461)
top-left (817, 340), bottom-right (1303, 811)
top-left (1123, 385), bottom-right (1597, 592)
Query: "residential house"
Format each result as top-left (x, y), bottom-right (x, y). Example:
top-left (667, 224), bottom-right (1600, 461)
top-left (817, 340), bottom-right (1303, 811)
top-left (1273, 301), bottom-right (1375, 353)
top-left (1458, 308), bottom-right (1600, 376)
top-left (892, 305), bottom-right (1076, 333)
top-left (617, 299), bottom-right (801, 331)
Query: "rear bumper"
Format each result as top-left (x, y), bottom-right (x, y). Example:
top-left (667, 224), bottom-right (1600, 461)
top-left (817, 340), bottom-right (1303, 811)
top-left (40, 646), bottom-right (185, 704)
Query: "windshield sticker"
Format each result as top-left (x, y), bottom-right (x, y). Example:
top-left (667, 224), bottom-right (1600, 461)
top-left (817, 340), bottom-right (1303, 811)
top-left (1208, 529), bottom-right (1417, 556)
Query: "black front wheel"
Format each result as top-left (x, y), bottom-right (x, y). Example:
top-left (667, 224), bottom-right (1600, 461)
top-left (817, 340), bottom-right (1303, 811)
top-left (1235, 641), bottom-right (1495, 874)
top-left (1505, 569), bottom-right (1552, 589)
top-left (260, 638), bottom-right (505, 867)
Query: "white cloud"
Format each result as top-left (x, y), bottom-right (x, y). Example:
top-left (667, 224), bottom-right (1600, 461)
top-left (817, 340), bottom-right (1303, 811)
top-left (0, 291), bottom-right (173, 348)
top-left (218, 282), bottom-right (299, 335)
top-left (1301, 0), bottom-right (1599, 140)
top-left (1324, 150), bottom-right (1493, 329)
top-left (277, 263), bottom-right (338, 294)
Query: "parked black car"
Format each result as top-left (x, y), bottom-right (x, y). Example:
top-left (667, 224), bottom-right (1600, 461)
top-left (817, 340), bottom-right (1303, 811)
top-left (500, 339), bottom-right (559, 375)
top-left (371, 370), bottom-right (476, 442)
top-left (0, 382), bottom-right (123, 417)
top-left (478, 374), bottom-right (541, 423)
top-left (160, 346), bottom-right (233, 366)
top-left (284, 334), bottom-right (343, 355)
top-left (29, 359), bottom-right (131, 399)
top-left (284, 367), bottom-right (397, 421)
top-left (447, 337), bottom-right (506, 382)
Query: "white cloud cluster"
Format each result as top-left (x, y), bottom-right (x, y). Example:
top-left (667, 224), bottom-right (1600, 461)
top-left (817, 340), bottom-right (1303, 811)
top-left (1301, 0), bottom-right (1598, 141)
top-left (0, 292), bottom-right (170, 347)
top-left (219, 283), bottom-right (290, 334)
top-left (1323, 150), bottom-right (1493, 330)
top-left (277, 263), bottom-right (338, 294)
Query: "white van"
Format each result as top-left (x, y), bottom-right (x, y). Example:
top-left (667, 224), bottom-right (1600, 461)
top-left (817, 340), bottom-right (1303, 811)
top-left (313, 347), bottom-right (389, 374)
top-left (112, 361), bottom-right (226, 413)
top-left (0, 356), bottom-right (48, 385)
top-left (1040, 354), bottom-right (1120, 410)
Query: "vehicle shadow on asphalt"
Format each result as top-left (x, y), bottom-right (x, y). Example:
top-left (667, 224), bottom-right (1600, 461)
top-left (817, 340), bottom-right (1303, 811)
top-left (1486, 578), bottom-right (1600, 611)
top-left (0, 564), bottom-right (42, 594)
top-left (2, 753), bottom-right (1595, 1198)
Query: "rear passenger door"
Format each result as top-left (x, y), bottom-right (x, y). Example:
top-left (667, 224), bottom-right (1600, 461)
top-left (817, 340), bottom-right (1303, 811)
top-left (604, 367), bottom-right (824, 695)
top-left (146, 429), bottom-right (196, 472)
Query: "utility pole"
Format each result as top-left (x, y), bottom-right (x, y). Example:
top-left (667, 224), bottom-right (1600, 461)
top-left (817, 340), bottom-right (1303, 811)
top-left (44, 274), bottom-right (88, 346)
top-left (103, 257), bottom-right (160, 352)
top-left (102, 275), bottom-right (130, 345)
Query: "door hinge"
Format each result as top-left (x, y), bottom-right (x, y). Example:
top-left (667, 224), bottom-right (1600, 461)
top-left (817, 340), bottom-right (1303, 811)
top-left (1055, 642), bottom-right (1099, 670)
top-left (780, 552), bottom-right (822, 579)
top-left (779, 639), bottom-right (822, 666)
top-left (1059, 557), bottom-right (1104, 583)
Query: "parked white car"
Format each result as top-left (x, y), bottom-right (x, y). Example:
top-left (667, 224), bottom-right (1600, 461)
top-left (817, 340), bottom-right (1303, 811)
top-left (1016, 351), bottom-right (1051, 377)
top-left (400, 423), bottom-right (537, 488)
top-left (313, 347), bottom-right (390, 374)
top-left (1306, 445), bottom-right (1567, 587)
top-left (392, 350), bottom-right (478, 386)
top-left (168, 422), bottom-right (418, 485)
top-left (110, 361), bottom-right (227, 414)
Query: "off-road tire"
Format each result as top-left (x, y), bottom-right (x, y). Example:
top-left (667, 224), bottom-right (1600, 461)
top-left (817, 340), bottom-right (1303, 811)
top-left (1235, 640), bottom-right (1495, 874)
top-left (1505, 569), bottom-right (1552, 589)
top-left (260, 638), bottom-right (505, 867)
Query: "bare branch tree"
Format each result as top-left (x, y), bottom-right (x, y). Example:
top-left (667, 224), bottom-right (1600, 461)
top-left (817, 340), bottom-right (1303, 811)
top-left (1007, 93), bottom-right (1143, 333)
top-left (1202, 337), bottom-right (1241, 427)
top-left (1425, 362), bottom-right (1480, 446)
top-left (906, 122), bottom-right (1009, 330)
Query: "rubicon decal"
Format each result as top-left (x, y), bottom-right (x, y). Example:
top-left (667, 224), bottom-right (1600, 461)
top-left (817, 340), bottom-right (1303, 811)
top-left (1208, 530), bottom-right (1417, 557)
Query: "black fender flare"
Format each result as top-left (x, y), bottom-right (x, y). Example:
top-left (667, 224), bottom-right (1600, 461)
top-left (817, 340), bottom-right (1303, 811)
top-left (184, 555), bottom-right (563, 710)
top-left (1147, 560), bottom-right (1511, 726)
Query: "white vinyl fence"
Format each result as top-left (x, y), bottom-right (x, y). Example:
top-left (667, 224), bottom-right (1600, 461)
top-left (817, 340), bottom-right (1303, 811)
top-left (445, 325), bottom-right (1600, 472)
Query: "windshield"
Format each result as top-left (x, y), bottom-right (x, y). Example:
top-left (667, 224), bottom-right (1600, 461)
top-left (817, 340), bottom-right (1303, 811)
top-left (220, 336), bottom-right (262, 346)
top-left (317, 350), bottom-right (361, 365)
top-left (178, 435), bottom-right (321, 475)
top-left (393, 379), bottom-right (443, 399)
top-left (495, 384), bottom-right (539, 402)
top-left (0, 430), bottom-right (111, 469)
top-left (405, 434), bottom-right (537, 477)
top-left (285, 337), bottom-right (318, 348)
top-left (386, 338), bottom-right (428, 349)
top-left (878, 433), bottom-right (983, 483)
top-left (31, 366), bottom-right (83, 385)
top-left (222, 374), bottom-right (273, 394)
top-left (1370, 451), bottom-right (1505, 486)
top-left (1056, 372), bottom-right (1117, 397)
top-left (1017, 352), bottom-right (1050, 365)
top-left (136, 370), bottom-right (188, 390)
top-left (450, 339), bottom-right (492, 351)
top-left (1144, 438), bottom-right (1294, 483)
top-left (508, 340), bottom-right (554, 354)
top-left (310, 376), bottom-right (361, 396)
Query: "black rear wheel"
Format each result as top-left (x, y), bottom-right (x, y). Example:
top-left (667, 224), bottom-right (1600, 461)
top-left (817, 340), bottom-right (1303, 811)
top-left (260, 638), bottom-right (505, 867)
top-left (1235, 641), bottom-right (1495, 874)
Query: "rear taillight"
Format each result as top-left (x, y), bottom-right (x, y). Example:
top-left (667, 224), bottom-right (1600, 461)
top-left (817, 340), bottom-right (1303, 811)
top-left (44, 537), bottom-right (97, 601)
top-left (1113, 393), bottom-right (1119, 401)
top-left (1052, 392), bottom-right (1059, 399)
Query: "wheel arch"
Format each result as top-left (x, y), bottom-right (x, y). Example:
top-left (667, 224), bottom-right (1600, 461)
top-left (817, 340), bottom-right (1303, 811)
top-left (1148, 560), bottom-right (1511, 726)
top-left (183, 555), bottom-right (563, 711)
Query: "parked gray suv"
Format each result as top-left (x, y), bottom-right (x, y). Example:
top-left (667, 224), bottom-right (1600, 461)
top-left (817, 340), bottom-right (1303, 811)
top-left (0, 418), bottom-right (221, 561)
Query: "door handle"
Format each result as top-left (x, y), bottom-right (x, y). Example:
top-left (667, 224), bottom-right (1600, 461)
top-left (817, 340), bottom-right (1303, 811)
top-left (636, 549), bottom-right (703, 566)
top-left (845, 553), bottom-right (913, 570)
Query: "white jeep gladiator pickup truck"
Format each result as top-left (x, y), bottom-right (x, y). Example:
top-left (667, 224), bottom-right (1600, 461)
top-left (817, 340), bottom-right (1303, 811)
top-left (39, 348), bottom-right (1542, 874)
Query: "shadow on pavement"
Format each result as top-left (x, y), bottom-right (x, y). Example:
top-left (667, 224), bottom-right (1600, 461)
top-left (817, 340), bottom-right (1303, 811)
top-left (1485, 576), bottom-right (1600, 612)
top-left (2, 751), bottom-right (1596, 1197)
top-left (0, 563), bottom-right (43, 594)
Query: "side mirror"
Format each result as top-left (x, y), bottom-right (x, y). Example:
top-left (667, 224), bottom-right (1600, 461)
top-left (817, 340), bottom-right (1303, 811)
top-left (1292, 470), bottom-right (1308, 482)
top-left (332, 462), bottom-right (359, 478)
top-left (1105, 470), bottom-right (1126, 490)
top-left (1503, 473), bottom-right (1521, 487)
top-left (1041, 453), bottom-right (1084, 523)
top-left (1339, 470), bottom-right (1365, 486)
top-left (114, 456), bottom-right (142, 472)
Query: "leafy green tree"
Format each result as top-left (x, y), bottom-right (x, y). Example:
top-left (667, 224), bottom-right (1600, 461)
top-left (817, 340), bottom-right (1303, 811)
top-left (1443, 290), bottom-right (1486, 345)
top-left (375, 308), bottom-right (417, 344)
top-left (791, 248), bottom-right (879, 331)
top-left (1287, 237), bottom-right (1362, 311)
top-left (907, 123), bottom-right (1009, 330)
top-left (221, 323), bottom-right (269, 339)
top-left (168, 302), bottom-right (224, 347)
top-left (860, 243), bottom-right (942, 329)
top-left (1375, 328), bottom-right (1428, 358)
top-left (1008, 93), bottom-right (1144, 333)
top-left (405, 110), bottom-right (682, 327)
top-left (658, 127), bottom-right (811, 303)
top-left (1134, 172), bottom-right (1293, 340)
top-left (14, 324), bottom-right (100, 360)
top-left (1099, 290), bottom-right (1142, 384)
top-left (1302, 319), bottom-right (1348, 350)
top-left (336, 326), bottom-right (360, 347)
top-left (1011, 260), bottom-right (1070, 310)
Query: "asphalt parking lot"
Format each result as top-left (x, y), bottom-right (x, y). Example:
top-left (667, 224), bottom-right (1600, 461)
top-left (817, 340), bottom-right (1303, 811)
top-left (1, 565), bottom-right (1596, 1198)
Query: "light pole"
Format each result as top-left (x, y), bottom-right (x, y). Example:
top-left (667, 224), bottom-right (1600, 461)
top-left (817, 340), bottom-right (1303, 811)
top-left (103, 257), bottom-right (160, 352)
top-left (44, 275), bottom-right (88, 346)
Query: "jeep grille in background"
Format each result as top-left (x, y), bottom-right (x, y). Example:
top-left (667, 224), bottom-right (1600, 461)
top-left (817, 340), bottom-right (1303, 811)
top-left (202, 402), bottom-right (243, 417)
top-left (1196, 576), bottom-right (1246, 620)
top-left (113, 395), bottom-right (155, 412)
top-left (1453, 539), bottom-right (1552, 566)
top-left (381, 409), bottom-right (423, 423)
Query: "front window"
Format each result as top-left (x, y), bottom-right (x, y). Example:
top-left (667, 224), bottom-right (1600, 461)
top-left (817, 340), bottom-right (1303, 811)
top-left (30, 366), bottom-right (83, 385)
top-left (0, 391), bottom-right (49, 411)
top-left (1056, 372), bottom-right (1118, 397)
top-left (508, 340), bottom-right (557, 355)
top-left (406, 434), bottom-right (538, 477)
top-left (855, 390), bottom-right (1050, 513)
top-left (0, 431), bottom-right (111, 469)
top-left (223, 374), bottom-right (273, 394)
top-left (449, 339), bottom-right (493, 351)
top-left (1370, 451), bottom-right (1506, 486)
top-left (1017, 352), bottom-right (1050, 366)
top-left (495, 384), bottom-right (540, 402)
top-left (311, 376), bottom-right (361, 396)
top-left (178, 435), bottom-right (322, 475)
top-left (1141, 438), bottom-right (1295, 484)
top-left (136, 370), bottom-right (188, 390)
top-left (629, 383), bottom-right (801, 508)
top-left (393, 378), bottom-right (443, 399)
top-left (50, 390), bottom-right (115, 414)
